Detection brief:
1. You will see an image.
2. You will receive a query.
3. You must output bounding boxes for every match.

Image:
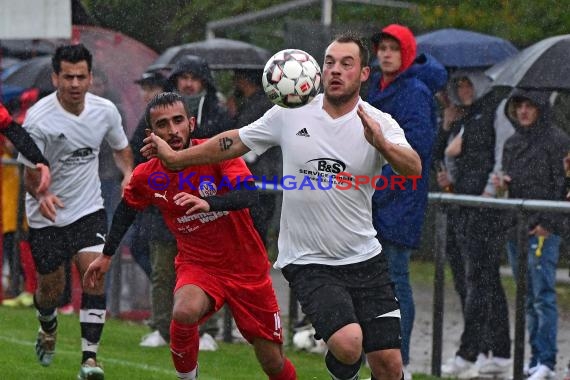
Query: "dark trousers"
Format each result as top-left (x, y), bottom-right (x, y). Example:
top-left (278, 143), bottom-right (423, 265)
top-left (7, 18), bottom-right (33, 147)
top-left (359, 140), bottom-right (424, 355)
top-left (446, 207), bottom-right (467, 313)
top-left (457, 208), bottom-right (511, 360)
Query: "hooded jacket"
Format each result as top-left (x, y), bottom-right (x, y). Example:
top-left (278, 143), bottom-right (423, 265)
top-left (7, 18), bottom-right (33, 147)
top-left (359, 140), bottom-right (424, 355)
top-left (367, 24), bottom-right (447, 248)
top-left (502, 88), bottom-right (570, 234)
top-left (167, 55), bottom-right (234, 138)
top-left (449, 81), bottom-right (504, 195)
top-left (432, 70), bottom-right (492, 183)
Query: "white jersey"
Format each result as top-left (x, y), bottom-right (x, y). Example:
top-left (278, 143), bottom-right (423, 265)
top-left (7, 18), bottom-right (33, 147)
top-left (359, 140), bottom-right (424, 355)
top-left (18, 92), bottom-right (129, 228)
top-left (239, 94), bottom-right (411, 269)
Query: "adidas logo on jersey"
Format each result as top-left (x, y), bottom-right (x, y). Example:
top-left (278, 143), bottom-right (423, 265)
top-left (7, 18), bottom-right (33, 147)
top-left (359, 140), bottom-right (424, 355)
top-left (296, 128), bottom-right (310, 137)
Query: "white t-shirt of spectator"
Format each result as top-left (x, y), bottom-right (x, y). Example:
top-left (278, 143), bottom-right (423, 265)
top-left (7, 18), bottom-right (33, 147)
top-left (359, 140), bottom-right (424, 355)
top-left (239, 94), bottom-right (411, 269)
top-left (18, 92), bottom-right (128, 228)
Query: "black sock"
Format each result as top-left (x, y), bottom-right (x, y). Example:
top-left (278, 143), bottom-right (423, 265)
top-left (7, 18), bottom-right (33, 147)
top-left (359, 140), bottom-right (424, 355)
top-left (325, 351), bottom-right (363, 380)
top-left (80, 293), bottom-right (107, 363)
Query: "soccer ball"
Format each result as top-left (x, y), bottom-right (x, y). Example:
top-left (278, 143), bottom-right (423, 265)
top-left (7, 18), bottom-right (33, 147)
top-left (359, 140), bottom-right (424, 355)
top-left (292, 327), bottom-right (327, 354)
top-left (262, 49), bottom-right (322, 108)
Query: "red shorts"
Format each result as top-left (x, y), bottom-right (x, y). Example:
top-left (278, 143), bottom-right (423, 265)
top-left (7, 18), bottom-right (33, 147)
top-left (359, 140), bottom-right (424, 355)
top-left (175, 263), bottom-right (283, 344)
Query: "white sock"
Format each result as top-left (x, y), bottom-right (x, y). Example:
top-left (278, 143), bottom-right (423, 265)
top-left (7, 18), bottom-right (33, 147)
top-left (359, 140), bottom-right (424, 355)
top-left (176, 365), bottom-right (198, 380)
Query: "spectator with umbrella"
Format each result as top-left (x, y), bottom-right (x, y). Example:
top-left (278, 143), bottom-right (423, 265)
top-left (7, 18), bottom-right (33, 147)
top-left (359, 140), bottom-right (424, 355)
top-left (366, 23), bottom-right (447, 380)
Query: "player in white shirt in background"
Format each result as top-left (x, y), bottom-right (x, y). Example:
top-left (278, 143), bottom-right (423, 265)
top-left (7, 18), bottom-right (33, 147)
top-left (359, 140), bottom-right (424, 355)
top-left (18, 44), bottom-right (133, 380)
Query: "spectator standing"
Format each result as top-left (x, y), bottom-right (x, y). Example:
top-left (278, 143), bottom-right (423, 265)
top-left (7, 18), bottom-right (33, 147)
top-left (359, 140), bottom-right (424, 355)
top-left (366, 23), bottom-right (447, 379)
top-left (85, 92), bottom-right (298, 380)
top-left (18, 44), bottom-right (133, 379)
top-left (166, 55), bottom-right (234, 138)
top-left (498, 89), bottom-right (570, 380)
top-left (142, 33), bottom-right (421, 380)
top-left (435, 73), bottom-right (513, 378)
top-left (433, 73), bottom-right (480, 314)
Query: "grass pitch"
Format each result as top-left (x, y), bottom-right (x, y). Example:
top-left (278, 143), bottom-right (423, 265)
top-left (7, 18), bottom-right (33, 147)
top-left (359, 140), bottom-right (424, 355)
top-left (0, 307), bottom-right (370, 379)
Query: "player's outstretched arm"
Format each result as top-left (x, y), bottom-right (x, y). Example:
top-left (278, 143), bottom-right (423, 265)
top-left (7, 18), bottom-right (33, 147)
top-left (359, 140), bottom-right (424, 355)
top-left (357, 105), bottom-right (421, 177)
top-left (141, 129), bottom-right (250, 171)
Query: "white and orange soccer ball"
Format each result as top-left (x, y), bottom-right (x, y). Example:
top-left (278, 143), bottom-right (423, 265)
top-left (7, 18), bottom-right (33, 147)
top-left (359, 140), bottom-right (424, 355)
top-left (262, 49), bottom-right (322, 108)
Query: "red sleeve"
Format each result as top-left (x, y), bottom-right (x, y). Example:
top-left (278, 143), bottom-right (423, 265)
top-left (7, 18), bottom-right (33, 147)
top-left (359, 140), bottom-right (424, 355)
top-left (220, 156), bottom-right (253, 186)
top-left (0, 103), bottom-right (13, 131)
top-left (123, 164), bottom-right (153, 210)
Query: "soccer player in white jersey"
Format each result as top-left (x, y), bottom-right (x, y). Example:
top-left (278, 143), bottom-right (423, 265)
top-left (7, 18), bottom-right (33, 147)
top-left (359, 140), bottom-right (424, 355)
top-left (142, 33), bottom-right (421, 380)
top-left (18, 44), bottom-right (133, 380)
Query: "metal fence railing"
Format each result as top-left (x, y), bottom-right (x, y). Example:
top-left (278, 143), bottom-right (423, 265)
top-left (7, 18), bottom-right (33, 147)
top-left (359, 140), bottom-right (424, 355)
top-left (428, 193), bottom-right (570, 379)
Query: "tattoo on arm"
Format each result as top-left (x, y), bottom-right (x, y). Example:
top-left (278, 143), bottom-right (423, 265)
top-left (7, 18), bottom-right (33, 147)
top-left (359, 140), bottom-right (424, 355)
top-left (219, 137), bottom-right (233, 151)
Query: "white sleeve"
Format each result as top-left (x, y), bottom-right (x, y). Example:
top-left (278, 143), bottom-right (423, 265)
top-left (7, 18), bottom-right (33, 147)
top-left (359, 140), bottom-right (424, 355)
top-left (104, 106), bottom-right (129, 151)
top-left (238, 105), bottom-right (282, 156)
top-left (369, 106), bottom-right (412, 149)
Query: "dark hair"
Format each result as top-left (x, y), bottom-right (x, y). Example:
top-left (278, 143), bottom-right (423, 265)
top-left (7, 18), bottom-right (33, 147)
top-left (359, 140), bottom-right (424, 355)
top-left (332, 32), bottom-right (369, 68)
top-left (52, 44), bottom-right (93, 74)
top-left (144, 92), bottom-right (190, 128)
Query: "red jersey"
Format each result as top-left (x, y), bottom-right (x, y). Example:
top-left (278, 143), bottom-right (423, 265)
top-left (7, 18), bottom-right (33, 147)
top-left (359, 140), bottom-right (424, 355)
top-left (124, 139), bottom-right (270, 279)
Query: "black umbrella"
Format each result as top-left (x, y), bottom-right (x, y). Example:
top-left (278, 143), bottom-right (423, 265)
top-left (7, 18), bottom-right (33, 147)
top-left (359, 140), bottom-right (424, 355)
top-left (416, 28), bottom-right (518, 69)
top-left (147, 38), bottom-right (271, 71)
top-left (0, 39), bottom-right (56, 60)
top-left (487, 34), bottom-right (570, 90)
top-left (3, 55), bottom-right (55, 95)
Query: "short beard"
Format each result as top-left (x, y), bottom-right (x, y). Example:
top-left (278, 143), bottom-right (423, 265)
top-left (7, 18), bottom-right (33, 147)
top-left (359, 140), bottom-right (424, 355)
top-left (325, 87), bottom-right (359, 107)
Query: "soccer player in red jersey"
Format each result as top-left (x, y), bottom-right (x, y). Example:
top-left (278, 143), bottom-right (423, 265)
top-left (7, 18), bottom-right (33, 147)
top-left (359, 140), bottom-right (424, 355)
top-left (84, 92), bottom-right (296, 380)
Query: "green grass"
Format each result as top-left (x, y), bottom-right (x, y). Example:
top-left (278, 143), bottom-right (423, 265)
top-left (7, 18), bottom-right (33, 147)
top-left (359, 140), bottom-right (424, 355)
top-left (0, 307), bottom-right (428, 380)
top-left (3, 261), bottom-right (567, 379)
top-left (6, 260), bottom-right (505, 379)
top-left (0, 306), bottom-right (443, 379)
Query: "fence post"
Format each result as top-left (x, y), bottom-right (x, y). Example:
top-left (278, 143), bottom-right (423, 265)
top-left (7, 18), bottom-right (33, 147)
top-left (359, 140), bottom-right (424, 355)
top-left (431, 202), bottom-right (447, 377)
top-left (513, 209), bottom-right (528, 380)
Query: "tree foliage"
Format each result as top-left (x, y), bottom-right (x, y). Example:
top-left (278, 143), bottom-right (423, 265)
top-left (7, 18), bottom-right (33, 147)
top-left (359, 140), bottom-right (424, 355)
top-left (81, 0), bottom-right (570, 53)
top-left (417, 0), bottom-right (570, 48)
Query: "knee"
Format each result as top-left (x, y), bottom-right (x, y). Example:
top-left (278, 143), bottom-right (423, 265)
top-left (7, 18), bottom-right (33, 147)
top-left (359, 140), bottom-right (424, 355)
top-left (328, 325), bottom-right (363, 364)
top-left (369, 351), bottom-right (403, 380)
top-left (382, 359), bottom-right (404, 380)
top-left (330, 340), bottom-right (362, 364)
top-left (171, 305), bottom-right (201, 324)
